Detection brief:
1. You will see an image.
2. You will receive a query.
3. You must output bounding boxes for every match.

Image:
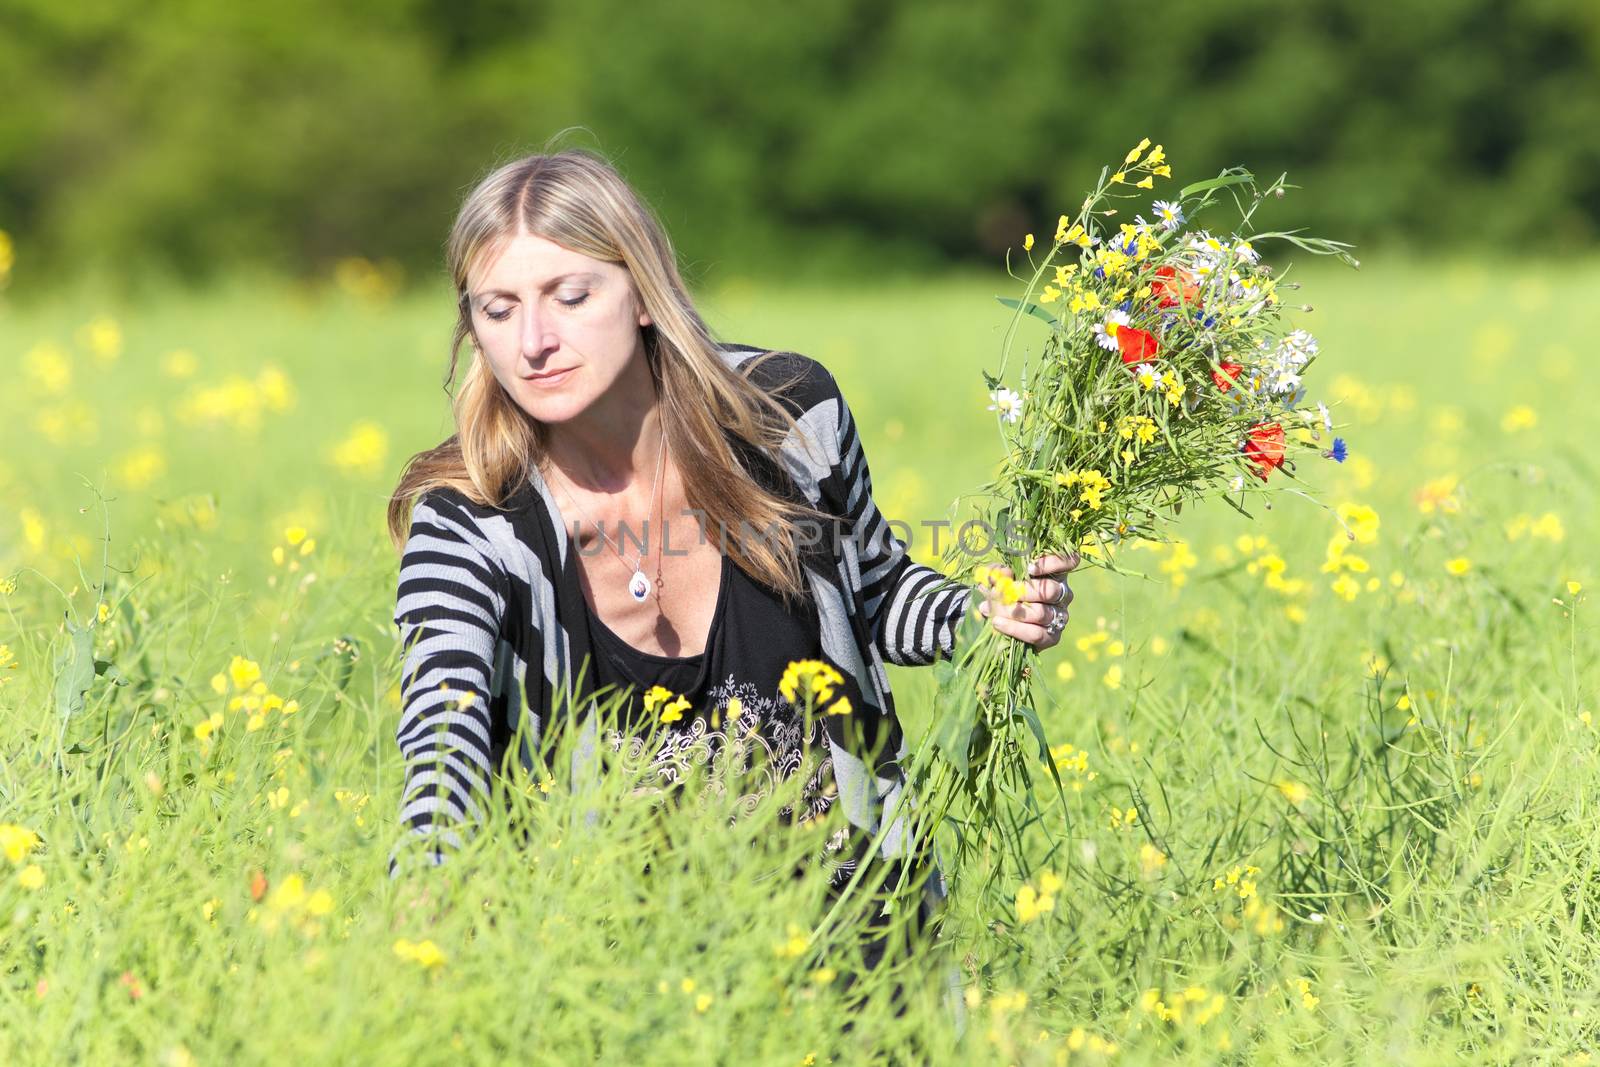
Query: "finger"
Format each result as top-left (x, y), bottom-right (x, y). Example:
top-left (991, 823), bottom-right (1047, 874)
top-left (986, 610), bottom-right (1052, 648)
top-left (1020, 577), bottom-right (1073, 607)
top-left (1027, 552), bottom-right (1081, 576)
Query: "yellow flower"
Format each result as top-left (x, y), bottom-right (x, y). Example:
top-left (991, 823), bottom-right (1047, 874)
top-left (1567, 580), bottom-right (1583, 596)
top-left (228, 656), bottom-right (262, 691)
top-left (268, 873), bottom-right (307, 912)
top-left (18, 864), bottom-right (45, 890)
top-left (1135, 175), bottom-right (1154, 189)
top-left (1014, 879), bottom-right (1056, 923)
top-left (1336, 502), bottom-right (1380, 545)
top-left (1500, 404), bottom-right (1538, 433)
top-left (1139, 843), bottom-right (1167, 878)
top-left (1276, 779), bottom-right (1310, 806)
top-left (1023, 233), bottom-right (1034, 251)
top-left (659, 695), bottom-right (690, 724)
top-left (330, 421), bottom-right (390, 477)
top-left (1445, 557), bottom-right (1473, 576)
top-left (1102, 664), bottom-right (1123, 690)
top-left (773, 923), bottom-right (809, 958)
top-left (779, 659), bottom-right (845, 706)
top-left (1, 824), bottom-right (41, 864)
top-left (393, 937), bottom-right (446, 969)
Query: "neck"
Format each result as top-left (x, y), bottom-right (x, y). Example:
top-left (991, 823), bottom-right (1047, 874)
top-left (542, 341), bottom-right (663, 493)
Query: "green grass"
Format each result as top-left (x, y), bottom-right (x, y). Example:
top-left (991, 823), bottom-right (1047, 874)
top-left (2, 258), bottom-right (1598, 1064)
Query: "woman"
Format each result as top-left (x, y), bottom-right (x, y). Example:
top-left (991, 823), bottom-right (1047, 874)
top-left (385, 147), bottom-right (1077, 932)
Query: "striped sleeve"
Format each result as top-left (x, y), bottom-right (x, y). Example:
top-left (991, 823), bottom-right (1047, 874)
top-left (387, 491), bottom-right (508, 880)
top-left (828, 371), bottom-right (975, 667)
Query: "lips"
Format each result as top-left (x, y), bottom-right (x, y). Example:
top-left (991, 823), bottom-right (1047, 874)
top-left (526, 367), bottom-right (576, 383)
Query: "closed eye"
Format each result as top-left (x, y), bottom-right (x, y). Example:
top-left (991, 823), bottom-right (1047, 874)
top-left (483, 293), bottom-right (588, 321)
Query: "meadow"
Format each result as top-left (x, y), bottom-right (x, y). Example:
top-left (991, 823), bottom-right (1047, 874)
top-left (2, 256), bottom-right (1598, 1064)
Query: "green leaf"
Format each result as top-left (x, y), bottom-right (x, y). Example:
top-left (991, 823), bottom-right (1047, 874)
top-left (1179, 169), bottom-right (1255, 200)
top-left (1015, 704), bottom-right (1069, 804)
top-left (54, 616), bottom-right (96, 718)
top-left (996, 296), bottom-right (1062, 330)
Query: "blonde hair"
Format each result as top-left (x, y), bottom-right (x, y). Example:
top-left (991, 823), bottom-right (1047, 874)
top-left (388, 142), bottom-right (832, 601)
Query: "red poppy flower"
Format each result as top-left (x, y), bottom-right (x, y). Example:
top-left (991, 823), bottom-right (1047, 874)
top-left (1211, 361), bottom-right (1243, 392)
top-left (1116, 326), bottom-right (1159, 365)
top-left (1243, 422), bottom-right (1286, 480)
top-left (1152, 265), bottom-right (1200, 309)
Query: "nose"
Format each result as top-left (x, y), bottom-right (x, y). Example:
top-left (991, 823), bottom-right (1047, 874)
top-left (519, 306), bottom-right (557, 362)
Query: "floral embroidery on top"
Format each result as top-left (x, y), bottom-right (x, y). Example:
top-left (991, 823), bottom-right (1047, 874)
top-left (600, 674), bottom-right (858, 884)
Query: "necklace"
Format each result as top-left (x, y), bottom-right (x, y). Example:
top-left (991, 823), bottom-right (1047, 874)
top-left (551, 426), bottom-right (668, 603)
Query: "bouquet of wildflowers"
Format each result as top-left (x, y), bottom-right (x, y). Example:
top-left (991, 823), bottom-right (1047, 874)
top-left (835, 140), bottom-right (1357, 932)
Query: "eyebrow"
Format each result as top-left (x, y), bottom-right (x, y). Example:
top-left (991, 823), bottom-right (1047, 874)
top-left (472, 272), bottom-right (600, 302)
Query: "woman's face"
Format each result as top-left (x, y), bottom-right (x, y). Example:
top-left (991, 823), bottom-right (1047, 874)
top-left (464, 232), bottom-right (652, 424)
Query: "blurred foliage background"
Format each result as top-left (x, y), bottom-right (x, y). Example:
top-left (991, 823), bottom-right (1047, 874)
top-left (2, 0), bottom-right (1597, 295)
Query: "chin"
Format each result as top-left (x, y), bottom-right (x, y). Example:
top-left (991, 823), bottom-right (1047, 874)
top-left (513, 381), bottom-right (594, 424)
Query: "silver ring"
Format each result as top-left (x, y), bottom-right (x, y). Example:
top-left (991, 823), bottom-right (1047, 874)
top-left (1045, 605), bottom-right (1066, 635)
top-left (1049, 579), bottom-right (1070, 606)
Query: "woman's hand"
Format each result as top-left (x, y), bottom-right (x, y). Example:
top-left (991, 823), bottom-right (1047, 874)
top-left (975, 552), bottom-right (1080, 652)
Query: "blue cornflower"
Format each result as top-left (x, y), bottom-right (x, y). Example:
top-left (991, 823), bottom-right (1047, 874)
top-left (1324, 437), bottom-right (1348, 463)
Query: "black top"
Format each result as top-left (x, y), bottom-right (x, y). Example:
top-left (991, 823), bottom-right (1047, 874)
top-left (581, 551), bottom-right (865, 839)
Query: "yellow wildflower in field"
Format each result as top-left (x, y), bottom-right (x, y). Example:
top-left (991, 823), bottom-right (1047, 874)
top-left (161, 349), bottom-right (199, 378)
top-left (1505, 512), bottom-right (1564, 542)
top-left (331, 420), bottom-right (390, 476)
top-left (117, 446), bottom-right (167, 489)
top-left (393, 937), bottom-right (446, 969)
top-left (1445, 557), bottom-right (1473, 576)
top-left (193, 711), bottom-right (224, 741)
top-left (1276, 780), bottom-right (1310, 806)
top-left (778, 659), bottom-right (847, 713)
top-left (1014, 870), bottom-right (1062, 923)
top-left (0, 644), bottom-right (17, 686)
top-left (1, 824), bottom-right (41, 864)
top-left (1213, 864), bottom-right (1260, 899)
top-left (18, 864), bottom-right (45, 890)
top-left (76, 316), bottom-right (122, 363)
top-left (24, 342), bottom-right (72, 394)
top-left (1139, 843), bottom-right (1167, 878)
top-left (1336, 502), bottom-right (1379, 544)
top-left (1291, 976), bottom-right (1320, 1011)
top-left (0, 228), bottom-right (12, 280)
top-left (773, 923), bottom-right (809, 958)
top-left (1158, 539), bottom-right (1198, 589)
top-left (643, 685), bottom-right (690, 724)
top-left (229, 656), bottom-right (262, 690)
top-left (1102, 664), bottom-right (1123, 690)
top-left (1414, 474), bottom-right (1461, 515)
top-left (1500, 404), bottom-right (1538, 433)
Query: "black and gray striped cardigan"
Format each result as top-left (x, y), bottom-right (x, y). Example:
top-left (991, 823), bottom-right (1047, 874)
top-left (389, 342), bottom-right (976, 880)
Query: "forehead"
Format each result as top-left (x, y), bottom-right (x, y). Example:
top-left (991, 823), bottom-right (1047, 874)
top-left (468, 231), bottom-right (621, 292)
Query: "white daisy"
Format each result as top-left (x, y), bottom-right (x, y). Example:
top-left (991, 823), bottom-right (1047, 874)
top-left (1133, 362), bottom-right (1159, 390)
top-left (1151, 200), bottom-right (1184, 232)
top-left (1233, 239), bottom-right (1260, 265)
top-left (1278, 329), bottom-right (1319, 366)
top-left (1093, 309), bottom-right (1131, 351)
top-left (1317, 401), bottom-right (1332, 432)
top-left (987, 386), bottom-right (1024, 423)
